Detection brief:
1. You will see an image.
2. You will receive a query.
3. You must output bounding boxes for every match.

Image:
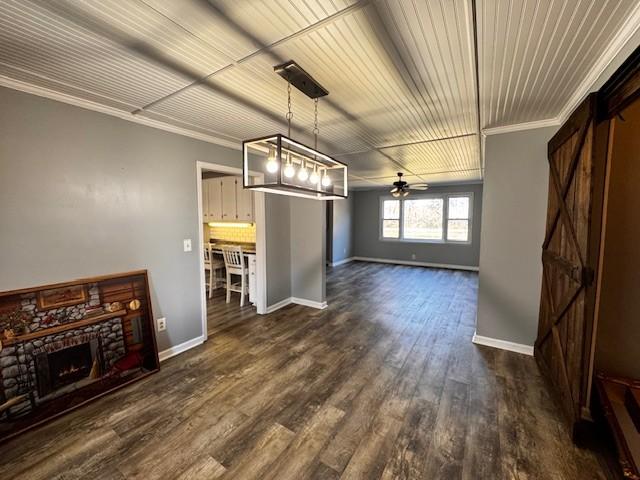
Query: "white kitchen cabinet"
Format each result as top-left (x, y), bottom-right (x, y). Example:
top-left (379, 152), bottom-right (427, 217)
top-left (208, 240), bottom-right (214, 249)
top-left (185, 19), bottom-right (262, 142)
top-left (248, 254), bottom-right (257, 305)
top-left (236, 183), bottom-right (254, 222)
top-left (203, 176), bottom-right (253, 223)
top-left (201, 178), bottom-right (210, 223)
top-left (221, 176), bottom-right (237, 221)
top-left (207, 178), bottom-right (223, 221)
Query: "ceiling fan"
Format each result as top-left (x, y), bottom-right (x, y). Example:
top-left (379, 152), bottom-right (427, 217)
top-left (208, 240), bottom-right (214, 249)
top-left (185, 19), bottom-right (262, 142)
top-left (390, 172), bottom-right (428, 197)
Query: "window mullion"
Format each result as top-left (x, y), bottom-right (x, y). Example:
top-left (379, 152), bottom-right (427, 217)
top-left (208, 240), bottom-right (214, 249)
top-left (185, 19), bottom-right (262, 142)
top-left (399, 199), bottom-right (404, 239)
top-left (443, 194), bottom-right (449, 241)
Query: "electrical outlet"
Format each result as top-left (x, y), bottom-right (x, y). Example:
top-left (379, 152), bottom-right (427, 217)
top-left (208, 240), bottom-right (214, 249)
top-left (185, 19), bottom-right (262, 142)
top-left (411, 253), bottom-right (416, 260)
top-left (157, 317), bottom-right (166, 332)
top-left (183, 239), bottom-right (192, 252)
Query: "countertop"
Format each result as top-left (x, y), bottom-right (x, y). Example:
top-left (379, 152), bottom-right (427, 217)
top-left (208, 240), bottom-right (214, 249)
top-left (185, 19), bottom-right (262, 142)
top-left (208, 241), bottom-right (256, 254)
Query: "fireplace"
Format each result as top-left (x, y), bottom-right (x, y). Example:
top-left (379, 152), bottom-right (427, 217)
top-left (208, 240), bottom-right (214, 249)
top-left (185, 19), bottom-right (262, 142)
top-left (49, 343), bottom-right (92, 389)
top-left (35, 337), bottom-right (101, 398)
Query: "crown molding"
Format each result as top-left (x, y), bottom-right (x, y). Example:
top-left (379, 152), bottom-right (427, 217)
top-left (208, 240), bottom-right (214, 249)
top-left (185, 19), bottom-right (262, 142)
top-left (0, 75), bottom-right (241, 151)
top-left (482, 117), bottom-right (561, 136)
top-left (483, 3), bottom-right (640, 137)
top-left (556, 1), bottom-right (640, 124)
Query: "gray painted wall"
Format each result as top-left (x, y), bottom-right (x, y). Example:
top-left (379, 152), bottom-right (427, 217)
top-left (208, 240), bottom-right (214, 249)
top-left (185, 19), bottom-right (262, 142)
top-left (265, 195), bottom-right (291, 305)
top-left (475, 127), bottom-right (556, 346)
top-left (331, 196), bottom-right (354, 263)
top-left (0, 87), bottom-right (298, 351)
top-left (352, 184), bottom-right (483, 268)
top-left (291, 199), bottom-right (326, 304)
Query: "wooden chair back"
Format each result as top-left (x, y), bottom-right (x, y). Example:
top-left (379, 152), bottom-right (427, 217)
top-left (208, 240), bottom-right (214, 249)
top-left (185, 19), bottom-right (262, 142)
top-left (203, 243), bottom-right (213, 267)
top-left (221, 246), bottom-right (245, 275)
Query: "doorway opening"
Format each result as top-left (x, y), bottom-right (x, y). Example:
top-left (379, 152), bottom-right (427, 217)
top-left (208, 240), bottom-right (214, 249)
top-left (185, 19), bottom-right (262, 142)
top-left (196, 161), bottom-right (267, 340)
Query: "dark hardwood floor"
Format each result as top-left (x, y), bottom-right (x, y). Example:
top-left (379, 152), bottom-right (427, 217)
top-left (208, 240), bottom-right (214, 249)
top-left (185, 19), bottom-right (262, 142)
top-left (0, 262), bottom-right (610, 479)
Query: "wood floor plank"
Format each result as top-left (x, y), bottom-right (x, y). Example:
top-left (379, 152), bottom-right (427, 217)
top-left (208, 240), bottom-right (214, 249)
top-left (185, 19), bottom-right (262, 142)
top-left (0, 262), bottom-right (612, 480)
top-left (320, 364), bottom-right (398, 473)
top-left (338, 413), bottom-right (403, 480)
top-left (217, 423), bottom-right (294, 480)
top-left (175, 455), bottom-right (226, 480)
top-left (421, 379), bottom-right (470, 479)
top-left (264, 405), bottom-right (345, 480)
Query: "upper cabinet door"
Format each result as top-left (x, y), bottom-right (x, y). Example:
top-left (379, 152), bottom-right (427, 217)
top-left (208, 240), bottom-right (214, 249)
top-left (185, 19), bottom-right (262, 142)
top-left (201, 179), bottom-right (210, 223)
top-left (236, 182), bottom-right (254, 222)
top-left (208, 178), bottom-right (223, 221)
top-left (221, 176), bottom-right (237, 220)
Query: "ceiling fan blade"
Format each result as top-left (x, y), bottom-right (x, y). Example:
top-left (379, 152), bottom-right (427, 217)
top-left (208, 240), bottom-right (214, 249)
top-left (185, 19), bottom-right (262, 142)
top-left (409, 185), bottom-right (429, 190)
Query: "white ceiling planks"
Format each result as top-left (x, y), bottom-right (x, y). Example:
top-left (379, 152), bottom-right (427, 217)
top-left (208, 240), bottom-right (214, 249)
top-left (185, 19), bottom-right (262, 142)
top-left (478, 0), bottom-right (640, 128)
top-left (0, 0), bottom-right (192, 109)
top-left (372, 0), bottom-right (477, 139)
top-left (361, 169), bottom-right (481, 187)
top-left (380, 134), bottom-right (480, 178)
top-left (0, 0), bottom-right (638, 187)
top-left (337, 149), bottom-right (403, 178)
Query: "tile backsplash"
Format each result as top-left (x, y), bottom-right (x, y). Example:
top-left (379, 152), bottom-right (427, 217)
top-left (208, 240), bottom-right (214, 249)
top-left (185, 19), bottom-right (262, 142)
top-left (207, 223), bottom-right (256, 243)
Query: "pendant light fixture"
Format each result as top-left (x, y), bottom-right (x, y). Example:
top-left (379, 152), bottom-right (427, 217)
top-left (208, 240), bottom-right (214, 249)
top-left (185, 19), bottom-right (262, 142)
top-left (242, 61), bottom-right (348, 200)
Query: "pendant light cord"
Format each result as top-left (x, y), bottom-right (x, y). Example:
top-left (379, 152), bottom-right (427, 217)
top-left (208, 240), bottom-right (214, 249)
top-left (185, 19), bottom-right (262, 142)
top-left (286, 79), bottom-right (293, 138)
top-left (313, 98), bottom-right (319, 151)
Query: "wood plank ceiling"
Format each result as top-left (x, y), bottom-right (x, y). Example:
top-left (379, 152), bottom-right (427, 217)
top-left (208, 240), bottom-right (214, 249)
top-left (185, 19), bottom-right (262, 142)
top-left (0, 0), bottom-right (638, 187)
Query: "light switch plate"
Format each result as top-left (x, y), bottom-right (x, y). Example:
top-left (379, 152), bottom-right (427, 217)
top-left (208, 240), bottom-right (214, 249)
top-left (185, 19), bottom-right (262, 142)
top-left (183, 239), bottom-right (192, 252)
top-left (157, 317), bottom-right (166, 332)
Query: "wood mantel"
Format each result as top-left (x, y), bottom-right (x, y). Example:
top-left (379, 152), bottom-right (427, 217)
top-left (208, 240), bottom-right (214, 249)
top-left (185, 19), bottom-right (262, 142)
top-left (3, 309), bottom-right (127, 346)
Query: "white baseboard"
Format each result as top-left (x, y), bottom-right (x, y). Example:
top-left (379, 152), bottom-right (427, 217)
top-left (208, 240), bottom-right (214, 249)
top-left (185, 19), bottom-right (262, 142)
top-left (472, 332), bottom-right (534, 356)
top-left (265, 297), bottom-right (293, 314)
top-left (266, 296), bottom-right (328, 313)
top-left (158, 335), bottom-right (205, 362)
top-left (291, 297), bottom-right (328, 310)
top-left (352, 256), bottom-right (479, 272)
top-left (330, 257), bottom-right (354, 267)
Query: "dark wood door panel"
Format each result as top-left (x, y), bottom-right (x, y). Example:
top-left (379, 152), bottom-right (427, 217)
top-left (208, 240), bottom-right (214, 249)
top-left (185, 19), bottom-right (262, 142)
top-left (536, 93), bottom-right (598, 429)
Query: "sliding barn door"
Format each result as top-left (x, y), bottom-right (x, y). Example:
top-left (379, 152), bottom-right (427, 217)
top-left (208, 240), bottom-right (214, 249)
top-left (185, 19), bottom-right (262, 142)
top-left (535, 93), bottom-right (604, 433)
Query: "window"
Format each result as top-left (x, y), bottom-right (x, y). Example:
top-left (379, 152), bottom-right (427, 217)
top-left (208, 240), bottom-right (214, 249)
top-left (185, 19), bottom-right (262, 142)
top-left (380, 193), bottom-right (472, 243)
top-left (447, 195), bottom-right (470, 241)
top-left (403, 198), bottom-right (443, 240)
top-left (381, 199), bottom-right (400, 238)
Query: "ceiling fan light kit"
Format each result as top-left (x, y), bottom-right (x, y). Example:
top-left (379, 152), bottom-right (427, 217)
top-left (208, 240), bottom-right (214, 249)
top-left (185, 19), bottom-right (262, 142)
top-left (390, 172), bottom-right (428, 197)
top-left (242, 61), bottom-right (348, 200)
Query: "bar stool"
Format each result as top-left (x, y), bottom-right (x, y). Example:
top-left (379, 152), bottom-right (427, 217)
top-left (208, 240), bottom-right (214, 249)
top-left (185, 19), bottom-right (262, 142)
top-left (203, 243), bottom-right (225, 299)
top-left (221, 246), bottom-right (249, 306)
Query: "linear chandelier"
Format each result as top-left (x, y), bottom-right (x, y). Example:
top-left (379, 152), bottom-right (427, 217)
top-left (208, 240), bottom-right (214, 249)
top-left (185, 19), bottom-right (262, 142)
top-left (242, 61), bottom-right (348, 200)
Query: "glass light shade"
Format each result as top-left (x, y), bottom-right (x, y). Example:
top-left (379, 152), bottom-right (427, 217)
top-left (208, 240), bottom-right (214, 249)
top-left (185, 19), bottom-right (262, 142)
top-left (243, 134), bottom-right (347, 200)
top-left (392, 191), bottom-right (400, 198)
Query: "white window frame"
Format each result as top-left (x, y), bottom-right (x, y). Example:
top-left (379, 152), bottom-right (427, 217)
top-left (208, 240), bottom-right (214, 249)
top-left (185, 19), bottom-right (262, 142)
top-left (380, 198), bottom-right (401, 239)
top-left (379, 192), bottom-right (473, 245)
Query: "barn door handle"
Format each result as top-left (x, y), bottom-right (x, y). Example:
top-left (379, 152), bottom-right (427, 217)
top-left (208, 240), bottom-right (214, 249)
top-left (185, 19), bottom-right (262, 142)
top-left (581, 267), bottom-right (595, 287)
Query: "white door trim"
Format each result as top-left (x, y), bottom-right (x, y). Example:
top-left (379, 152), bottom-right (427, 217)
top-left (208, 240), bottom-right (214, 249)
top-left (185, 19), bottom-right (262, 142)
top-left (196, 161), bottom-right (267, 343)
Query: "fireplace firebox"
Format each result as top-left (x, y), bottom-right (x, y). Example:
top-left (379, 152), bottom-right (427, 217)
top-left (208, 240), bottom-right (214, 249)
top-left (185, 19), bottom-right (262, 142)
top-left (49, 343), bottom-right (92, 389)
top-left (35, 337), bottom-right (101, 398)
